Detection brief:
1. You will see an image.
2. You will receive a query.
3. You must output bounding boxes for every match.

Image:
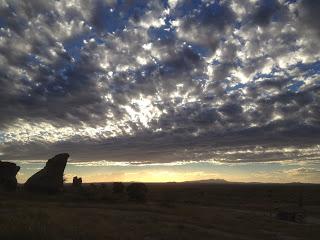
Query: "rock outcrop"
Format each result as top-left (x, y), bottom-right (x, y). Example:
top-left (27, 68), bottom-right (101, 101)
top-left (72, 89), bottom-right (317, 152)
top-left (72, 176), bottom-right (82, 188)
top-left (25, 153), bottom-right (69, 193)
top-left (0, 161), bottom-right (20, 191)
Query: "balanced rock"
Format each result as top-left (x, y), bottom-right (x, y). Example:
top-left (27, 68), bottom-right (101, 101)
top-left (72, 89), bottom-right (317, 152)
top-left (0, 161), bottom-right (20, 191)
top-left (25, 153), bottom-right (69, 193)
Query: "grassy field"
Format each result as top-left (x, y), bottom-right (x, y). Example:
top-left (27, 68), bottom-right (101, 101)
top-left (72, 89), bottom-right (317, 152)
top-left (0, 183), bottom-right (319, 240)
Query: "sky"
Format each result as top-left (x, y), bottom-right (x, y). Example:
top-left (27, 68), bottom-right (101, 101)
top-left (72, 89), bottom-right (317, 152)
top-left (0, 0), bottom-right (319, 183)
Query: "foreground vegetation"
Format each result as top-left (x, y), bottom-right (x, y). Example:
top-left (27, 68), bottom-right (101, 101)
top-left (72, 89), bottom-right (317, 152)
top-left (0, 183), bottom-right (319, 240)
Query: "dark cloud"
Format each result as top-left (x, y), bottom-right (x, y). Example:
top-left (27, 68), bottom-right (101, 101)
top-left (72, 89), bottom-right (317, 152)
top-left (251, 0), bottom-right (281, 27)
top-left (298, 0), bottom-right (320, 36)
top-left (174, 0), bottom-right (235, 50)
top-left (1, 121), bottom-right (319, 164)
top-left (0, 0), bottom-right (319, 166)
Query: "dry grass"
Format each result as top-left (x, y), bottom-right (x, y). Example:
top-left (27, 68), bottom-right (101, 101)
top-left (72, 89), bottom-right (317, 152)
top-left (0, 183), bottom-right (319, 240)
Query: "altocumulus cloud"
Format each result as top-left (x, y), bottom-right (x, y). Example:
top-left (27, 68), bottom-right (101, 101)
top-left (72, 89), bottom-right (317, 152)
top-left (0, 0), bottom-right (319, 165)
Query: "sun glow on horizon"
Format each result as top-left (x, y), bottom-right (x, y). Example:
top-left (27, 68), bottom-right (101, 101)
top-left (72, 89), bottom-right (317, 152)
top-left (14, 158), bottom-right (320, 184)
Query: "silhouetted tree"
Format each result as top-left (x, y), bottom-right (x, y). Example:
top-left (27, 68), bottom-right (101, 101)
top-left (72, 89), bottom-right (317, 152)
top-left (112, 182), bottom-right (125, 194)
top-left (126, 183), bottom-right (148, 202)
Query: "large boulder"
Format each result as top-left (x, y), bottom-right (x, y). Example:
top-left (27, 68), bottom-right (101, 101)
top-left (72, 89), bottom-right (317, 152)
top-left (0, 161), bottom-right (20, 191)
top-left (25, 153), bottom-right (69, 193)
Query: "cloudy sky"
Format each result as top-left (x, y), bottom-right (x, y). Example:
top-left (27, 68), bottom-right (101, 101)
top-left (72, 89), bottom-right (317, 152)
top-left (0, 0), bottom-right (319, 183)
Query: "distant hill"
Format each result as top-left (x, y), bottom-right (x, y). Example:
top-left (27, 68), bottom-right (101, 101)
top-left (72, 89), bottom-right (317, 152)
top-left (183, 178), bottom-right (230, 184)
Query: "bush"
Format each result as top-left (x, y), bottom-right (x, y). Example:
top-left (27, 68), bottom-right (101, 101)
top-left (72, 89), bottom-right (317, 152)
top-left (126, 183), bottom-right (148, 202)
top-left (78, 183), bottom-right (113, 202)
top-left (112, 182), bottom-right (125, 194)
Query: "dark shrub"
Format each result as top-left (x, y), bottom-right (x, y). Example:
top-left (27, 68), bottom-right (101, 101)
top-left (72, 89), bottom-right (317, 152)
top-left (99, 184), bottom-right (114, 201)
top-left (77, 183), bottom-right (115, 202)
top-left (126, 183), bottom-right (148, 202)
top-left (112, 182), bottom-right (125, 194)
top-left (276, 208), bottom-right (306, 223)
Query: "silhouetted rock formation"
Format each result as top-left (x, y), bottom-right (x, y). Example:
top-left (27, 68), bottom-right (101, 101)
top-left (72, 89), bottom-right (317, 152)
top-left (0, 161), bottom-right (20, 191)
top-left (24, 153), bottom-right (69, 193)
top-left (112, 182), bottom-right (124, 194)
top-left (126, 183), bottom-right (148, 202)
top-left (72, 176), bottom-right (82, 187)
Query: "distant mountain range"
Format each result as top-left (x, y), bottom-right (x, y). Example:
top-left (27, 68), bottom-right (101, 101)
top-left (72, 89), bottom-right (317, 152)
top-left (180, 179), bottom-right (316, 185)
top-left (182, 178), bottom-right (230, 184)
top-left (68, 180), bottom-right (317, 185)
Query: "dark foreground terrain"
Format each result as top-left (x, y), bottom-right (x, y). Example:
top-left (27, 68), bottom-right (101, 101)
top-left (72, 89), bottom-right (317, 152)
top-left (1, 183), bottom-right (320, 240)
